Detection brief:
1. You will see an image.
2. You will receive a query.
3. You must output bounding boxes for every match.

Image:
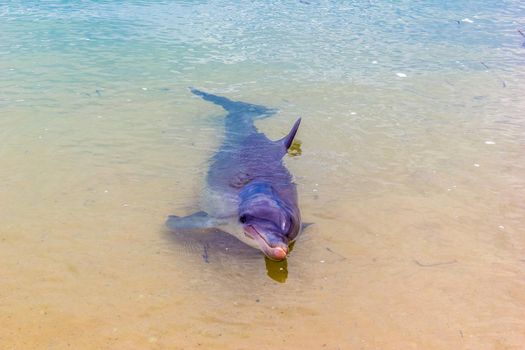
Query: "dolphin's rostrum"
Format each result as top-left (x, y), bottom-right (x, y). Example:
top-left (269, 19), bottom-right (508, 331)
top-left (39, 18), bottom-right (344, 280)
top-left (166, 88), bottom-right (303, 261)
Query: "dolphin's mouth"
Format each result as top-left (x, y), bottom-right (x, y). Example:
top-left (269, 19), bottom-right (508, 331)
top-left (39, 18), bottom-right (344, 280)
top-left (244, 225), bottom-right (288, 261)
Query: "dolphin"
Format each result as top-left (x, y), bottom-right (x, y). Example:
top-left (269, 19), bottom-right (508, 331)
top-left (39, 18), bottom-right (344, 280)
top-left (166, 88), bottom-right (302, 261)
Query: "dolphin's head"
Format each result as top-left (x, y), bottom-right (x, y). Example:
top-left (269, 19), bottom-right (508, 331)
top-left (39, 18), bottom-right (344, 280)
top-left (238, 181), bottom-right (300, 261)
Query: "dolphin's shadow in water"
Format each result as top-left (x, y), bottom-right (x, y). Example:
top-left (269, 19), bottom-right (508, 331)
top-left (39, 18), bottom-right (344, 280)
top-left (162, 227), bottom-right (289, 283)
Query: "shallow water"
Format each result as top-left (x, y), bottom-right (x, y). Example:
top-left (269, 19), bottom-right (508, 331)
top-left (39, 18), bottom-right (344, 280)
top-left (1, 1), bottom-right (525, 349)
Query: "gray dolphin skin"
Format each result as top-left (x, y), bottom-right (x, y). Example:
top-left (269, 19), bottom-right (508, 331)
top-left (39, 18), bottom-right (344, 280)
top-left (166, 88), bottom-right (302, 261)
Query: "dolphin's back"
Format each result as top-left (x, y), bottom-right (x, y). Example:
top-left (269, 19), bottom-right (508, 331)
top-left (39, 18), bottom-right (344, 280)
top-left (207, 132), bottom-right (292, 191)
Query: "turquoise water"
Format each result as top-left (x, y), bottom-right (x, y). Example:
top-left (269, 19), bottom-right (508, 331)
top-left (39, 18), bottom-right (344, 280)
top-left (2, 1), bottom-right (523, 92)
top-left (1, 1), bottom-right (525, 349)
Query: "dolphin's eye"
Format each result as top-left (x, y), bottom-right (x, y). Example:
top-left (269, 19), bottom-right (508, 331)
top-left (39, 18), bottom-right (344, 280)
top-left (239, 215), bottom-right (247, 223)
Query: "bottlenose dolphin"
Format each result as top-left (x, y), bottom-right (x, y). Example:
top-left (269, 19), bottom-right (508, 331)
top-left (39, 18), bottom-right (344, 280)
top-left (166, 88), bottom-right (302, 261)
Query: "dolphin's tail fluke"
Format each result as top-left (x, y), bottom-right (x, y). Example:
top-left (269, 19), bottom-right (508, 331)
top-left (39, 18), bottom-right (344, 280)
top-left (190, 87), bottom-right (277, 118)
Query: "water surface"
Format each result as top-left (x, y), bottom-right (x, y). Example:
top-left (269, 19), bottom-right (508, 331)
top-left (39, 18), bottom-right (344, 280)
top-left (1, 1), bottom-right (525, 349)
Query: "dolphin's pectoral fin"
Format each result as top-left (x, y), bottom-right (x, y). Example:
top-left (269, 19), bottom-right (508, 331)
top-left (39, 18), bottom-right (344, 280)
top-left (301, 222), bottom-right (314, 231)
top-left (166, 211), bottom-right (221, 231)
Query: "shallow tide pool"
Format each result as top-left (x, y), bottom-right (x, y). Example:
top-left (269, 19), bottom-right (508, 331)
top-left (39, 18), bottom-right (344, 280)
top-left (1, 1), bottom-right (525, 349)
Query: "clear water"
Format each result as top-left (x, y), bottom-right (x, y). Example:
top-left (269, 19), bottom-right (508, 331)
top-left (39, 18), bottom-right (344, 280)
top-left (1, 1), bottom-right (525, 349)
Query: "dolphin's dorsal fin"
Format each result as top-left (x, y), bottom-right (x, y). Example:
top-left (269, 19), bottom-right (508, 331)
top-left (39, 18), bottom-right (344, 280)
top-left (279, 118), bottom-right (302, 151)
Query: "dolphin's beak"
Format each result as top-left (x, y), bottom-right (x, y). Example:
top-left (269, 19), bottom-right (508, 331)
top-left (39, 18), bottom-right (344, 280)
top-left (244, 225), bottom-right (289, 261)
